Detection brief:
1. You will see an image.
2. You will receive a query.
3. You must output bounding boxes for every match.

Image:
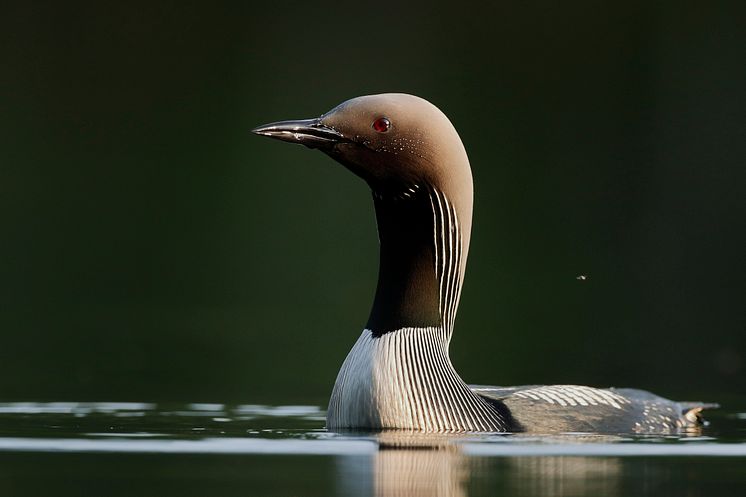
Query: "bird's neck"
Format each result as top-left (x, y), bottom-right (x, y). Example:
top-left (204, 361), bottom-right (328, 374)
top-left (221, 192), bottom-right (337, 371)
top-left (366, 185), bottom-right (468, 339)
top-left (327, 181), bottom-right (499, 431)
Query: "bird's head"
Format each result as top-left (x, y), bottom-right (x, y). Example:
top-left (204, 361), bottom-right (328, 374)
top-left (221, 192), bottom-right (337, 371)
top-left (252, 93), bottom-right (472, 199)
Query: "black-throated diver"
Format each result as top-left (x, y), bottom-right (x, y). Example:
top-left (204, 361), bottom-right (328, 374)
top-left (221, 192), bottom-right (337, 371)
top-left (253, 93), bottom-right (711, 434)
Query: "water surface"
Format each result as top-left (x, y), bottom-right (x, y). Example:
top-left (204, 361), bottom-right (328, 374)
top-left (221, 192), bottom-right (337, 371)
top-left (1, 401), bottom-right (745, 496)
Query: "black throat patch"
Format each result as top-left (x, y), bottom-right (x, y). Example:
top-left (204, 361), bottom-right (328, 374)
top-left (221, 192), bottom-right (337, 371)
top-left (367, 186), bottom-right (445, 337)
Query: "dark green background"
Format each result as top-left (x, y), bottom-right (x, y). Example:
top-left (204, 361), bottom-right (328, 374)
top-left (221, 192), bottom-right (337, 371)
top-left (2, 2), bottom-right (744, 405)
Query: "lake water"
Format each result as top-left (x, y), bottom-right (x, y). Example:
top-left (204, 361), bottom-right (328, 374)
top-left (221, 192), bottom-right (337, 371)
top-left (1, 400), bottom-right (745, 496)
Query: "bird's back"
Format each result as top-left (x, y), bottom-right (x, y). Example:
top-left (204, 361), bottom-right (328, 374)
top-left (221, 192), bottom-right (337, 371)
top-left (472, 384), bottom-right (712, 434)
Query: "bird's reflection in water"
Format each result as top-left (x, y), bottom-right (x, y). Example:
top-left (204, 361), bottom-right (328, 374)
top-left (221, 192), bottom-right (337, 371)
top-left (505, 456), bottom-right (622, 497)
top-left (337, 432), bottom-right (632, 497)
top-left (374, 432), bottom-right (469, 497)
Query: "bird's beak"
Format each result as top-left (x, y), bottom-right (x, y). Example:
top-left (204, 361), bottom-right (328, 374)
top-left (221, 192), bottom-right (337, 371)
top-left (252, 118), bottom-right (345, 149)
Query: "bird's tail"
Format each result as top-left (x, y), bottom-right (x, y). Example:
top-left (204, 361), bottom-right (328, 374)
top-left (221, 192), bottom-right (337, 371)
top-left (680, 402), bottom-right (719, 425)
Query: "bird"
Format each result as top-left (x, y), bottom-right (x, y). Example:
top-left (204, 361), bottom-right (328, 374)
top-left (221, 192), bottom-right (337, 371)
top-left (252, 93), bottom-right (712, 434)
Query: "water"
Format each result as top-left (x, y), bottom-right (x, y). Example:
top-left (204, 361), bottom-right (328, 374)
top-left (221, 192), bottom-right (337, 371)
top-left (1, 401), bottom-right (745, 496)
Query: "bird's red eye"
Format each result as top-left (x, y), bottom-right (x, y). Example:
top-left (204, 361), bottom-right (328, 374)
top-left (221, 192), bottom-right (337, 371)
top-left (372, 117), bottom-right (391, 133)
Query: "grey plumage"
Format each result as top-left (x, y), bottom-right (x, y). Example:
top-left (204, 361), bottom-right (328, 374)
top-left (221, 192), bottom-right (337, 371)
top-left (475, 385), bottom-right (709, 433)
